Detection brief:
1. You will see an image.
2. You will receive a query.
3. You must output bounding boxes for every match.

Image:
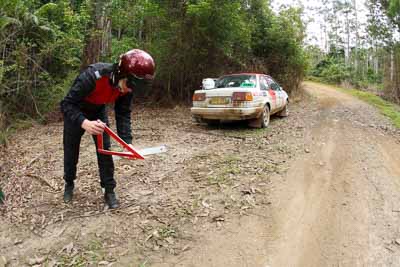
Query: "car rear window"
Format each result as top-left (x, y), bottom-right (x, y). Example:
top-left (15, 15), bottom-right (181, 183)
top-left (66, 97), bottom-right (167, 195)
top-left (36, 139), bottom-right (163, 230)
top-left (216, 75), bottom-right (257, 88)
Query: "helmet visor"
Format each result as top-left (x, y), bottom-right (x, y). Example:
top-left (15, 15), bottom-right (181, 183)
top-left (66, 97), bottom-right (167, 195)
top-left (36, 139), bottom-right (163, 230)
top-left (127, 76), bottom-right (153, 91)
top-left (133, 73), bottom-right (154, 80)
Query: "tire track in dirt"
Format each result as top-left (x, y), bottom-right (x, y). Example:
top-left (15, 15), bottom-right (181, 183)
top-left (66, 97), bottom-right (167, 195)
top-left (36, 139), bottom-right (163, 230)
top-left (266, 113), bottom-right (370, 266)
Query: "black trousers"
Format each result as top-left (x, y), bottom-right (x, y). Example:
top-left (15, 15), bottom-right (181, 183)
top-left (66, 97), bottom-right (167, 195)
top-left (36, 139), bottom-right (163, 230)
top-left (63, 106), bottom-right (116, 192)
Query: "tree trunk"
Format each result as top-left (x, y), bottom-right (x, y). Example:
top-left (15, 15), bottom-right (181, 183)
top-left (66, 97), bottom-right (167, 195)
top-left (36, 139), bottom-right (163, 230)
top-left (390, 48), bottom-right (394, 82)
top-left (353, 0), bottom-right (359, 72)
top-left (374, 44), bottom-right (379, 74)
top-left (394, 47), bottom-right (400, 102)
top-left (345, 10), bottom-right (350, 66)
top-left (118, 28), bottom-right (122, 40)
top-left (81, 0), bottom-right (111, 70)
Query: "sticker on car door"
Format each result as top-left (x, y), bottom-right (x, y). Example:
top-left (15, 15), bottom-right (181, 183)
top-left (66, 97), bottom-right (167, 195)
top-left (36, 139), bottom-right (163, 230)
top-left (269, 89), bottom-right (277, 110)
top-left (269, 89), bottom-right (276, 101)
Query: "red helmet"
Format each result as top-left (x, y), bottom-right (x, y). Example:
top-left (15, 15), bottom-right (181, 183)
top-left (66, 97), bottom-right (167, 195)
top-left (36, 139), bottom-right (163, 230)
top-left (118, 49), bottom-right (155, 80)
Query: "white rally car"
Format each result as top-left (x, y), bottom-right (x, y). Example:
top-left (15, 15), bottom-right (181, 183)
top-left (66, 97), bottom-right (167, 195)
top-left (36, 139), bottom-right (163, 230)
top-left (191, 73), bottom-right (289, 128)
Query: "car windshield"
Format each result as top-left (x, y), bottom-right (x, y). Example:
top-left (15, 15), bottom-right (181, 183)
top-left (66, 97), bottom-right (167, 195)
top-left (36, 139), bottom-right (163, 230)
top-left (215, 75), bottom-right (257, 88)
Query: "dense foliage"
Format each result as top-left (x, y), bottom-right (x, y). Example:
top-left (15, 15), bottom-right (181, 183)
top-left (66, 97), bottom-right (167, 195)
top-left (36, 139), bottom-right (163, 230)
top-left (0, 0), bottom-right (307, 135)
top-left (0, 0), bottom-right (88, 131)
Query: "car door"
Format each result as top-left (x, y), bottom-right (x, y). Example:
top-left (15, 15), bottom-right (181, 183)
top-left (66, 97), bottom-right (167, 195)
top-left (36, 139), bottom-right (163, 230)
top-left (260, 76), bottom-right (274, 110)
top-left (270, 77), bottom-right (284, 109)
top-left (265, 76), bottom-right (279, 111)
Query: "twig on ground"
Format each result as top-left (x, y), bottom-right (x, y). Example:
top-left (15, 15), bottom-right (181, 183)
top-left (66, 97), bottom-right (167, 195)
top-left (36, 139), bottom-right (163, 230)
top-left (26, 173), bottom-right (57, 190)
top-left (24, 153), bottom-right (43, 170)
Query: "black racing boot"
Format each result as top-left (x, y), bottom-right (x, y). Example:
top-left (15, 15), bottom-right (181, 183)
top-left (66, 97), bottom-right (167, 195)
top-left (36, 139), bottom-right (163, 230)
top-left (63, 183), bottom-right (74, 203)
top-left (104, 191), bottom-right (119, 209)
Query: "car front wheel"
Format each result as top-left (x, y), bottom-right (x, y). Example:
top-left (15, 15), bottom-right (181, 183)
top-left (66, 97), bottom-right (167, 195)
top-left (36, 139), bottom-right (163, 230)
top-left (261, 105), bottom-right (270, 128)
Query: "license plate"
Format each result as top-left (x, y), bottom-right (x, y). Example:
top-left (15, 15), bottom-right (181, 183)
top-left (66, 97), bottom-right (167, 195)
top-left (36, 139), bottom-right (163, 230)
top-left (210, 97), bottom-right (230, 105)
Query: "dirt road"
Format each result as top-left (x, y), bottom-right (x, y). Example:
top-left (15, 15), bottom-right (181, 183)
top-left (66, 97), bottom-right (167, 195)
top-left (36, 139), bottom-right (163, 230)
top-left (1, 82), bottom-right (400, 266)
top-left (265, 83), bottom-right (400, 266)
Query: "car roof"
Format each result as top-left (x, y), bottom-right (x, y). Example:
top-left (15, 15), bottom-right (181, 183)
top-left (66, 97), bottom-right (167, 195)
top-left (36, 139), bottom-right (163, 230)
top-left (219, 73), bottom-right (269, 77)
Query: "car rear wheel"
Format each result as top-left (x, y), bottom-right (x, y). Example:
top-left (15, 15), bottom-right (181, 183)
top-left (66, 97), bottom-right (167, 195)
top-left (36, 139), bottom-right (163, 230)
top-left (261, 105), bottom-right (270, 128)
top-left (193, 116), bottom-right (202, 123)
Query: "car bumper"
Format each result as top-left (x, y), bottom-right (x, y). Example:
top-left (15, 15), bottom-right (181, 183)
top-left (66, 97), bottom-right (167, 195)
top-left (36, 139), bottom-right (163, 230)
top-left (191, 107), bottom-right (263, 120)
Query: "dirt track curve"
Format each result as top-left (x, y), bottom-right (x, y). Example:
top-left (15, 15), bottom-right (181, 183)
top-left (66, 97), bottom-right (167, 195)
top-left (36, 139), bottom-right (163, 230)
top-left (1, 82), bottom-right (400, 266)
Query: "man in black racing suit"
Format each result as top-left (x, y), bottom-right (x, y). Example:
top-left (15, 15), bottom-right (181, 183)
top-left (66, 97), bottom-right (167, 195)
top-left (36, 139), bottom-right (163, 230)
top-left (60, 49), bottom-right (155, 209)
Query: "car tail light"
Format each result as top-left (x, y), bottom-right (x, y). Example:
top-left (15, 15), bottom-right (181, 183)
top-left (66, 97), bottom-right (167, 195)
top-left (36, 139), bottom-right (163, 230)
top-left (192, 93), bottom-right (206, 101)
top-left (232, 92), bottom-right (253, 101)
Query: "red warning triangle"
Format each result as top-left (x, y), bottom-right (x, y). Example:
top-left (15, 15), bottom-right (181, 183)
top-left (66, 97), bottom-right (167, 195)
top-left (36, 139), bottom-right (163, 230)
top-left (97, 126), bottom-right (144, 159)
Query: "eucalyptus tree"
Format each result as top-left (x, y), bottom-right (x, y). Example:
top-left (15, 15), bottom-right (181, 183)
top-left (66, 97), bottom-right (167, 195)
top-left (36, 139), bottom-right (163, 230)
top-left (80, 0), bottom-right (112, 69)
